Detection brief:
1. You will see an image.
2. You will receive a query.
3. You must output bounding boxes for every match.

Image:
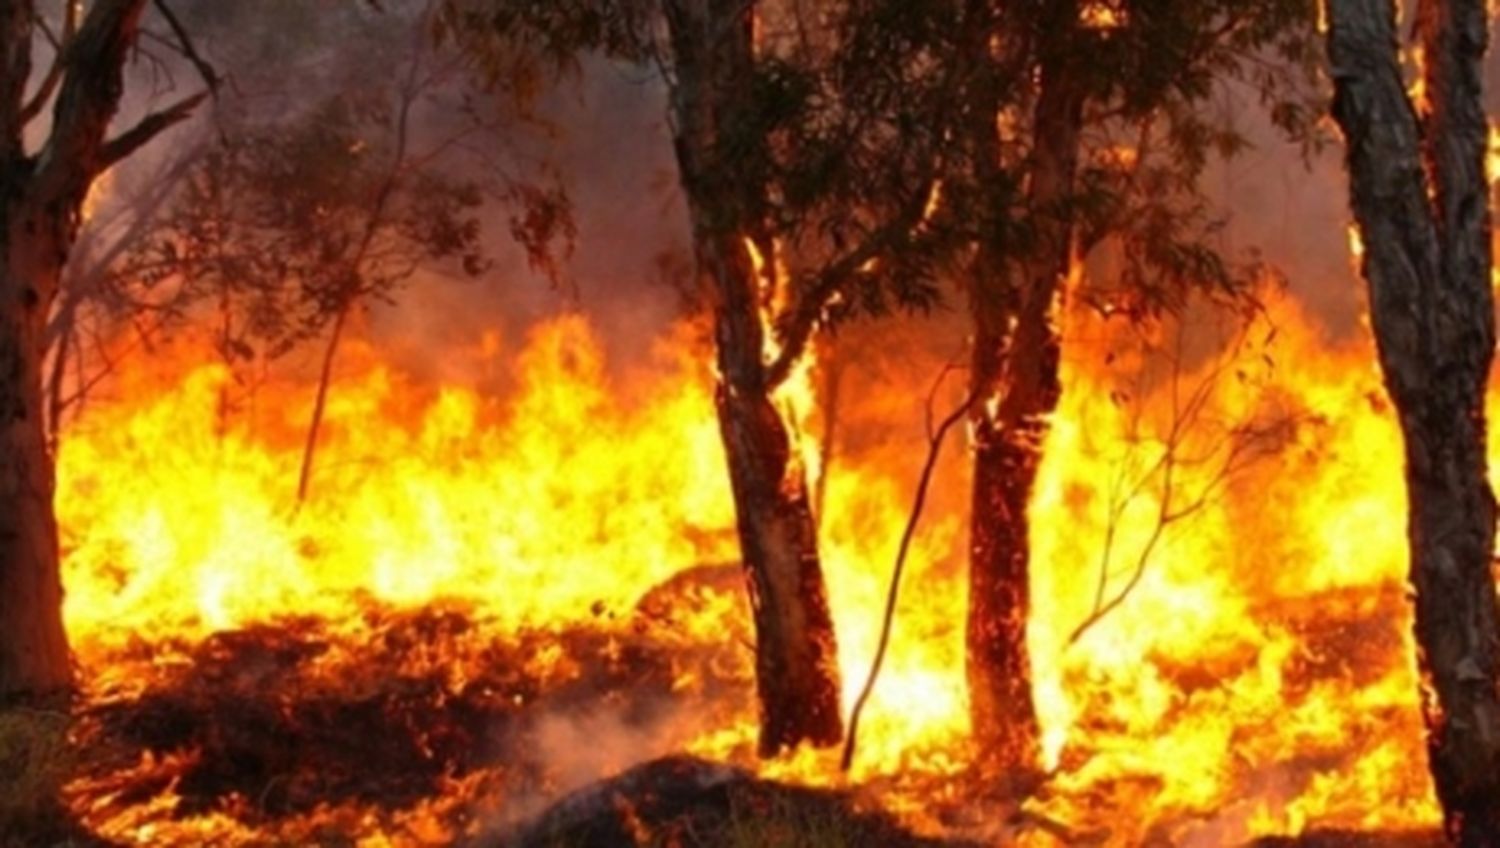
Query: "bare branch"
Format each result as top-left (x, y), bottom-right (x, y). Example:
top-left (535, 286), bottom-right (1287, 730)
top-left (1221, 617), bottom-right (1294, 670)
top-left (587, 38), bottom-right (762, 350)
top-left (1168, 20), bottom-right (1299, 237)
top-left (842, 363), bottom-right (973, 772)
top-left (151, 0), bottom-right (219, 94)
top-left (764, 177), bottom-right (939, 390)
top-left (35, 0), bottom-right (151, 204)
top-left (20, 0), bottom-right (80, 126)
top-left (1067, 319), bottom-right (1290, 647)
top-left (98, 89), bottom-right (205, 168)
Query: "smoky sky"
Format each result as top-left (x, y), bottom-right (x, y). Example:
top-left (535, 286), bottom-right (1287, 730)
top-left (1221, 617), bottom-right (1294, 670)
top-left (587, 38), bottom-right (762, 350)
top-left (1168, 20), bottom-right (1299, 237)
top-left (83, 4), bottom-right (1500, 384)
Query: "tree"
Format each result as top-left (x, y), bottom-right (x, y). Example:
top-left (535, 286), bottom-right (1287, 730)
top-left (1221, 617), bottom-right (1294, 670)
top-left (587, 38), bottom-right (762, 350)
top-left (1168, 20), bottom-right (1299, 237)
top-left (1326, 0), bottom-right (1500, 839)
top-left (659, 0), bottom-right (845, 753)
top-left (445, 0), bottom-right (953, 755)
top-left (63, 0), bottom-right (565, 501)
top-left (107, 94), bottom-right (491, 464)
top-left (0, 0), bottom-right (205, 698)
top-left (929, 0), bottom-right (1320, 769)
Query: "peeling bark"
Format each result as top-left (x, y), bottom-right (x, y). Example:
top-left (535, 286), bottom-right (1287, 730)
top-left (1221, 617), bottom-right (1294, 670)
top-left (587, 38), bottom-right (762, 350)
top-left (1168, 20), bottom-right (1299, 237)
top-left (1327, 0), bottom-right (1500, 840)
top-left (664, 0), bottom-right (843, 756)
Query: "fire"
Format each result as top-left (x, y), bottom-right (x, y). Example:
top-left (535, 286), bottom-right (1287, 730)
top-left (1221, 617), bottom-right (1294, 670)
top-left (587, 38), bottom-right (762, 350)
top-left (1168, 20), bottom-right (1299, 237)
top-left (1081, 2), bottom-right (1124, 30)
top-left (55, 280), bottom-right (1452, 841)
top-left (1028, 290), bottom-right (1436, 840)
top-left (61, 317), bottom-right (739, 651)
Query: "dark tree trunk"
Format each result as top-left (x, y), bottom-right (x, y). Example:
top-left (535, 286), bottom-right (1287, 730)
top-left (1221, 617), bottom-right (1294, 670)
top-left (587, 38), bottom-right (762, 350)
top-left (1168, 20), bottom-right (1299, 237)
top-left (0, 206), bottom-right (70, 698)
top-left (663, 0), bottom-right (843, 756)
top-left (967, 283), bottom-right (1055, 769)
top-left (0, 0), bottom-right (189, 699)
top-left (1328, 0), bottom-right (1500, 840)
top-left (966, 26), bottom-right (1083, 770)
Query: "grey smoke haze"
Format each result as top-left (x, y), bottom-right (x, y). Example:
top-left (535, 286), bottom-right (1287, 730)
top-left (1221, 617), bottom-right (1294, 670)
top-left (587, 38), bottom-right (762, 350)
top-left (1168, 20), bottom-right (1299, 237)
top-left (80, 4), bottom-right (1500, 390)
top-left (372, 57), bottom-right (691, 377)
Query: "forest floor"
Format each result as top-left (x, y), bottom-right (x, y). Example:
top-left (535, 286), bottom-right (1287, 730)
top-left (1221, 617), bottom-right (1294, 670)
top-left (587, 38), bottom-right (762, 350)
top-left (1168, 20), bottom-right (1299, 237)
top-left (0, 572), bottom-right (1451, 847)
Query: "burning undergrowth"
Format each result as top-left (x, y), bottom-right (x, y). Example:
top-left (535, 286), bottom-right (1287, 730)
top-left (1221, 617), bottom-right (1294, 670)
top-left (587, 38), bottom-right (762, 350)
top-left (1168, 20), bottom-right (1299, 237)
top-left (12, 293), bottom-right (1469, 845)
top-left (43, 576), bottom-right (1440, 846)
top-left (65, 570), bottom-right (758, 844)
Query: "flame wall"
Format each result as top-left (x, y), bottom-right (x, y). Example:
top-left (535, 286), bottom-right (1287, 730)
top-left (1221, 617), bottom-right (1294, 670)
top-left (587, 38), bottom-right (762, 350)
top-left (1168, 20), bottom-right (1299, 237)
top-left (56, 285), bottom-right (1451, 842)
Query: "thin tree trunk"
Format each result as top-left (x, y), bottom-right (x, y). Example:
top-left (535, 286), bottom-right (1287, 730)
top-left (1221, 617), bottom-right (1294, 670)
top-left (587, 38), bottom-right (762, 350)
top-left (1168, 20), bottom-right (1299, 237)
top-left (297, 301), bottom-right (349, 504)
top-left (295, 15), bottom-right (423, 505)
top-left (1328, 0), bottom-right (1500, 840)
top-left (814, 340), bottom-right (843, 526)
top-left (45, 317), bottom-right (72, 452)
top-left (966, 29), bottom-right (1083, 770)
top-left (664, 0), bottom-right (844, 756)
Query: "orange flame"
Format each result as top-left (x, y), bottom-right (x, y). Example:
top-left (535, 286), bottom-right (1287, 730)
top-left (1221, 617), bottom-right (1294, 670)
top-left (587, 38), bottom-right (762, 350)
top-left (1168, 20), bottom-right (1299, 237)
top-left (57, 282), bottom-right (1451, 842)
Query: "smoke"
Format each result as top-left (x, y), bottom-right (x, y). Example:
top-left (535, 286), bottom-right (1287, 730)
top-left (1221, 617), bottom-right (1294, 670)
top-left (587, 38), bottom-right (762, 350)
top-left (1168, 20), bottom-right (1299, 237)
top-left (490, 697), bottom-right (700, 832)
top-left (370, 54), bottom-right (690, 384)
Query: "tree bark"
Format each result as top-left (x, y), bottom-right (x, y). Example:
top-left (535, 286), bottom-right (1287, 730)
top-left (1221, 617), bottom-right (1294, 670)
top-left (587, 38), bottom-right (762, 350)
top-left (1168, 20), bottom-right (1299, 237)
top-left (966, 21), bottom-right (1084, 770)
top-left (0, 0), bottom-right (185, 699)
top-left (664, 0), bottom-right (844, 757)
top-left (0, 202), bottom-right (71, 698)
top-left (1327, 0), bottom-right (1500, 840)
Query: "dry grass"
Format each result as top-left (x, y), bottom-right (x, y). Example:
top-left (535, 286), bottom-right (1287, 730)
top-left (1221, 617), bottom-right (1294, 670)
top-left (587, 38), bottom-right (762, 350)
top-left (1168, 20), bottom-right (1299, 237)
top-left (0, 705), bottom-right (77, 845)
top-left (710, 787), bottom-right (872, 848)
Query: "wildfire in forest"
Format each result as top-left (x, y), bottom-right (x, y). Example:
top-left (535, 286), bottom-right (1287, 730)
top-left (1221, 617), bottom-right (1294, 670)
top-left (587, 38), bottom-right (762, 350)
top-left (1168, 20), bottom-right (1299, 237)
top-left (6, 0), bottom-right (1497, 843)
top-left (49, 281), bottom-right (1444, 845)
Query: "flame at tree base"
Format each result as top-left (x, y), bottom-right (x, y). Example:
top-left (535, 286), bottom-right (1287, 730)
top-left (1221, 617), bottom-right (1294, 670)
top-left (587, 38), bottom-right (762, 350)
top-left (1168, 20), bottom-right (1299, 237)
top-left (52, 289), bottom-right (1450, 845)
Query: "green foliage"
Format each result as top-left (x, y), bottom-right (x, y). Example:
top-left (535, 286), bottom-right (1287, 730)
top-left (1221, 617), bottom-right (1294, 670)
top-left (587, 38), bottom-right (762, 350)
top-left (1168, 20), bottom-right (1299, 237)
top-left (90, 0), bottom-right (589, 377)
top-left (883, 0), bottom-right (1326, 318)
top-left (436, 0), bottom-right (656, 109)
top-left (444, 0), bottom-right (1322, 335)
top-left (445, 0), bottom-right (961, 345)
top-left (110, 92), bottom-right (490, 366)
top-left (56, 0), bottom-right (580, 402)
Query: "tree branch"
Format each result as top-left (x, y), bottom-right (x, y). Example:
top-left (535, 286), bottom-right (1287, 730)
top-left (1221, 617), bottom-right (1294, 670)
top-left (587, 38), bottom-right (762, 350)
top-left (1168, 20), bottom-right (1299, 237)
top-left (35, 0), bottom-right (151, 204)
top-left (20, 0), bottom-right (80, 126)
top-left (98, 89), bottom-right (206, 168)
top-left (763, 178), bottom-right (939, 390)
top-left (841, 362), bottom-right (974, 772)
top-left (152, 0), bottom-right (219, 94)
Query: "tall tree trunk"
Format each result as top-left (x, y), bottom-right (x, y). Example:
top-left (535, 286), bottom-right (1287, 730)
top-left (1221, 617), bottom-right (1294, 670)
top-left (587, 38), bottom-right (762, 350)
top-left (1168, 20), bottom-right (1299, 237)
top-left (0, 0), bottom-right (186, 699)
top-left (664, 0), bottom-right (844, 757)
top-left (1328, 0), bottom-right (1500, 840)
top-left (966, 32), bottom-right (1083, 770)
top-left (713, 253), bottom-right (845, 756)
top-left (0, 211), bottom-right (70, 698)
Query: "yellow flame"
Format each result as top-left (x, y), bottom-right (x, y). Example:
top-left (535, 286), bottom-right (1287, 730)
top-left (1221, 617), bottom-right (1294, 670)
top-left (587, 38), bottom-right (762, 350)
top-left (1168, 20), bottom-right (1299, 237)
top-left (1081, 2), bottom-right (1124, 29)
top-left (58, 283), bottom-right (1449, 842)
